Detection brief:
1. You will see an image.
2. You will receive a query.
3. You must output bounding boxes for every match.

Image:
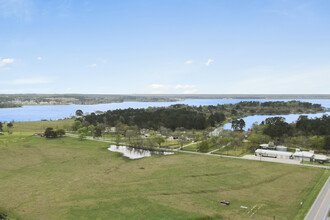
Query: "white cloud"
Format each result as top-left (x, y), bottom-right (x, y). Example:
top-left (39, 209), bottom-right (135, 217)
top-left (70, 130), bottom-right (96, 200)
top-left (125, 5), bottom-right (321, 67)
top-left (185, 60), bottom-right (193, 64)
top-left (90, 63), bottom-right (97, 67)
top-left (205, 59), bottom-right (214, 66)
top-left (150, 84), bottom-right (169, 89)
top-left (175, 84), bottom-right (195, 89)
top-left (0, 58), bottom-right (14, 67)
top-left (37, 56), bottom-right (42, 60)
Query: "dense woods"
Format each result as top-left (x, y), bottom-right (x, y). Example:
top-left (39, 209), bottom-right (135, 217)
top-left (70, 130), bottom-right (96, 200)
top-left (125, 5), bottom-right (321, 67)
top-left (0, 102), bottom-right (21, 108)
top-left (81, 104), bottom-right (225, 130)
top-left (244, 115), bottom-right (330, 153)
top-left (76, 101), bottom-right (325, 131)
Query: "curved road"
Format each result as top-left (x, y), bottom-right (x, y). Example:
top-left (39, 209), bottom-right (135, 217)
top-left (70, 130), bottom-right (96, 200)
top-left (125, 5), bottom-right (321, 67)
top-left (305, 176), bottom-right (330, 220)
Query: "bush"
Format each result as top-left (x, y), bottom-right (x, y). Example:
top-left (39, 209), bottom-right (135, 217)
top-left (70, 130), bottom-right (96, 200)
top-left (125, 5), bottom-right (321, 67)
top-left (197, 141), bottom-right (209, 153)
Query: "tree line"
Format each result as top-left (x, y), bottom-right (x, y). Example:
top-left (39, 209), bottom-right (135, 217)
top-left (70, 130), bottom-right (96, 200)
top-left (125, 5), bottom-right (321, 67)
top-left (74, 101), bottom-right (324, 132)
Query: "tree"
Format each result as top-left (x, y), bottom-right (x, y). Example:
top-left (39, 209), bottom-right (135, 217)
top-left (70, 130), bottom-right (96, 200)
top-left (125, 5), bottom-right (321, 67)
top-left (146, 138), bottom-right (156, 148)
top-left (231, 119), bottom-right (240, 131)
top-left (323, 136), bottom-right (330, 153)
top-left (72, 120), bottom-right (82, 131)
top-left (152, 135), bottom-right (165, 147)
top-left (78, 127), bottom-right (88, 140)
top-left (309, 136), bottom-right (324, 150)
top-left (7, 122), bottom-right (13, 128)
top-left (88, 125), bottom-right (95, 136)
top-left (94, 126), bottom-right (102, 138)
top-left (125, 129), bottom-right (136, 143)
top-left (56, 129), bottom-right (65, 137)
top-left (0, 122), bottom-right (2, 132)
top-left (115, 134), bottom-right (121, 146)
top-left (263, 117), bottom-right (292, 139)
top-left (238, 119), bottom-right (245, 131)
top-left (197, 141), bottom-right (209, 153)
top-left (75, 109), bottom-right (83, 117)
top-left (178, 136), bottom-right (187, 149)
top-left (44, 127), bottom-right (58, 138)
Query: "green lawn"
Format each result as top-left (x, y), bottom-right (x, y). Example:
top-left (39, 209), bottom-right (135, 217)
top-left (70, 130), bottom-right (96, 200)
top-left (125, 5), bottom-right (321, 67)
top-left (302, 161), bottom-right (330, 166)
top-left (0, 133), bottom-right (328, 219)
top-left (213, 143), bottom-right (252, 157)
top-left (182, 143), bottom-right (198, 151)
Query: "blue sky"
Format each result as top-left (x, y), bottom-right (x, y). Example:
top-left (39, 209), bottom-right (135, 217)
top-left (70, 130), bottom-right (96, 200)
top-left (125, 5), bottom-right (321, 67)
top-left (1, 0), bottom-right (330, 94)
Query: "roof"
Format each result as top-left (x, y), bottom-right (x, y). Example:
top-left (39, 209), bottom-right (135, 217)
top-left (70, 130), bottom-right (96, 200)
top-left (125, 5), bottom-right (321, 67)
top-left (314, 155), bottom-right (328, 161)
top-left (276, 146), bottom-right (287, 149)
top-left (255, 149), bottom-right (293, 157)
top-left (293, 151), bottom-right (314, 158)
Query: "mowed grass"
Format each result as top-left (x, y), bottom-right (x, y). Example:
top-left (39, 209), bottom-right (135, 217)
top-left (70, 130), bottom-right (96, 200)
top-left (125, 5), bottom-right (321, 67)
top-left (0, 134), bottom-right (328, 220)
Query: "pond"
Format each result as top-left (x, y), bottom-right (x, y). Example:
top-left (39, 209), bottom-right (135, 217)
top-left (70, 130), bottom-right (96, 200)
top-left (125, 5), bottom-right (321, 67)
top-left (107, 145), bottom-right (174, 159)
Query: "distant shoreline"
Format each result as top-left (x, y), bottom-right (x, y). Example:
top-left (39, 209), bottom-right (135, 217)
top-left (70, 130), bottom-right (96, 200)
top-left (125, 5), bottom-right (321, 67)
top-left (1, 94), bottom-right (330, 109)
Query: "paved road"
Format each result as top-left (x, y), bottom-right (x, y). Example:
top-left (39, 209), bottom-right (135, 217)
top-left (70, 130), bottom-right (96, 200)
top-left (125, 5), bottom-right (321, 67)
top-left (305, 177), bottom-right (330, 220)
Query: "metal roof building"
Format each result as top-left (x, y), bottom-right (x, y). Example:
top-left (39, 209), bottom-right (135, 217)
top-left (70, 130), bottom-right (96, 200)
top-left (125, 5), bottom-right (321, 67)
top-left (255, 149), bottom-right (293, 159)
top-left (293, 149), bottom-right (314, 162)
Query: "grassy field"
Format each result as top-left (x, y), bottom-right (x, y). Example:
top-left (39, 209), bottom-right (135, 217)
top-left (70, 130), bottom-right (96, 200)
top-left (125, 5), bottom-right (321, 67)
top-left (302, 161), bottom-right (330, 166)
top-left (0, 133), bottom-right (328, 220)
top-left (213, 143), bottom-right (252, 157)
top-left (7, 119), bottom-right (74, 133)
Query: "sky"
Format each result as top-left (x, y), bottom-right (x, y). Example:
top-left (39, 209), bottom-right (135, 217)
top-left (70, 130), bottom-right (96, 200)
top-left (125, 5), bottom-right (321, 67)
top-left (1, 0), bottom-right (330, 94)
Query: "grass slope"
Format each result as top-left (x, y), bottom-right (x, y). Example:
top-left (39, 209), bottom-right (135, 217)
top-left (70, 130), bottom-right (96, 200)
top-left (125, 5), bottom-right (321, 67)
top-left (0, 134), bottom-right (328, 219)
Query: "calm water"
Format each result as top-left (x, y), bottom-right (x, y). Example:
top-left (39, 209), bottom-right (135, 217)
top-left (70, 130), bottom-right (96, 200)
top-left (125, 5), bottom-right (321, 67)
top-left (1, 99), bottom-right (330, 126)
top-left (223, 111), bottom-right (330, 131)
top-left (107, 145), bottom-right (174, 159)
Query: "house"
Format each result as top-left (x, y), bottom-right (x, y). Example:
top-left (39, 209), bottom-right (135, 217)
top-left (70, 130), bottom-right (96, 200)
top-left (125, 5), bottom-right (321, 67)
top-left (141, 133), bottom-right (151, 138)
top-left (104, 127), bottom-right (116, 133)
top-left (168, 135), bottom-right (180, 141)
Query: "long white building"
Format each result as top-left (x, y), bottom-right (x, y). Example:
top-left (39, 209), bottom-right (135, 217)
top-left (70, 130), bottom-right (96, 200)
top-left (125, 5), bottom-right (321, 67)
top-left (255, 149), bottom-right (293, 159)
top-left (255, 148), bottom-right (316, 162)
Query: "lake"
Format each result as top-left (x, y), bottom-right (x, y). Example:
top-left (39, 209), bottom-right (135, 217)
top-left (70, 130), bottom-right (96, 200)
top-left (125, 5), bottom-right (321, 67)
top-left (223, 111), bottom-right (330, 131)
top-left (1, 99), bottom-right (330, 129)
